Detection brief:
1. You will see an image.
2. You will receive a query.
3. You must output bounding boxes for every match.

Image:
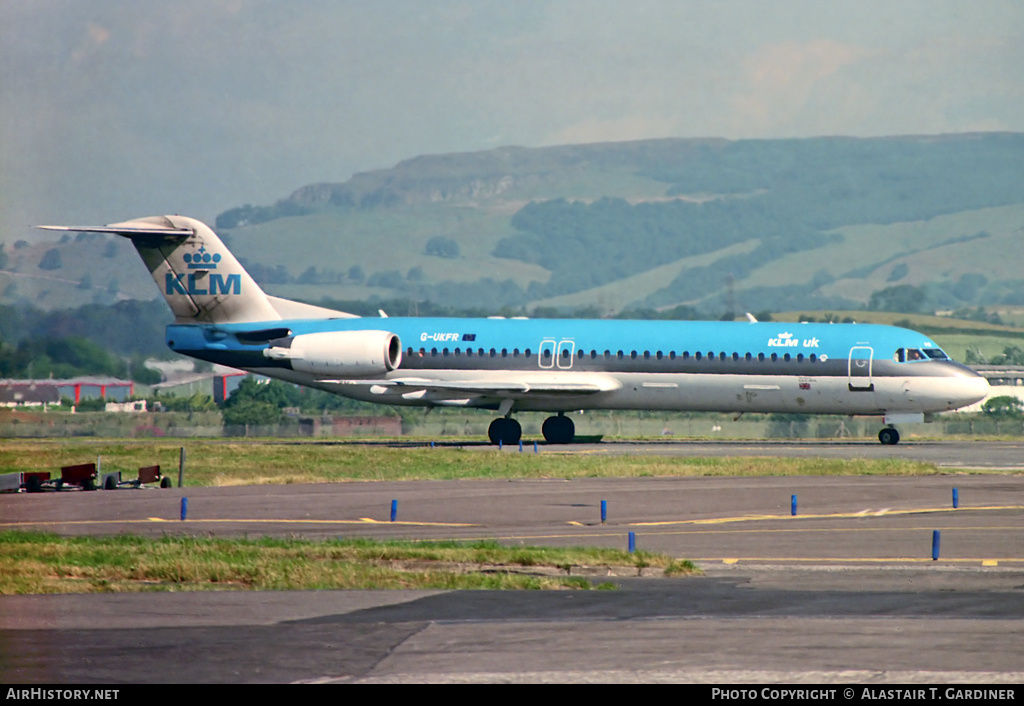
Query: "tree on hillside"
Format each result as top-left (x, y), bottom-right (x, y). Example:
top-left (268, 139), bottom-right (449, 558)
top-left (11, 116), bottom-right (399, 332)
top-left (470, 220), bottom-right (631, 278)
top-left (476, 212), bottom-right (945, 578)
top-left (425, 236), bottom-right (459, 258)
top-left (867, 285), bottom-right (926, 313)
top-left (38, 248), bottom-right (63, 271)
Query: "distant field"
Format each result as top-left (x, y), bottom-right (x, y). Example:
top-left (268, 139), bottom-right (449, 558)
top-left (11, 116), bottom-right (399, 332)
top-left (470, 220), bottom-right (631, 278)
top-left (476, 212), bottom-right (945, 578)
top-left (230, 207), bottom-right (550, 290)
top-left (747, 204), bottom-right (1024, 303)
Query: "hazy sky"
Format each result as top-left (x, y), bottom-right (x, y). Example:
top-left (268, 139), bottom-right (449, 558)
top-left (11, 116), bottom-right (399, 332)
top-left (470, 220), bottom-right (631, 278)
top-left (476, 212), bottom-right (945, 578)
top-left (3, 0), bottom-right (1023, 241)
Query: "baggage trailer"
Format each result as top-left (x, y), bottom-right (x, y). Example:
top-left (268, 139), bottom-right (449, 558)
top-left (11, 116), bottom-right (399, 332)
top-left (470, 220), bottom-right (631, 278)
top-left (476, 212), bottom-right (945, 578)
top-left (7, 464), bottom-right (99, 492)
top-left (103, 465), bottom-right (173, 490)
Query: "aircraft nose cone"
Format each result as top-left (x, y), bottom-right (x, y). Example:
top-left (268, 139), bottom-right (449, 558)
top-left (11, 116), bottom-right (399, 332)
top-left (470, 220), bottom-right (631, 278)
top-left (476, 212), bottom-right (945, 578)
top-left (951, 373), bottom-right (990, 409)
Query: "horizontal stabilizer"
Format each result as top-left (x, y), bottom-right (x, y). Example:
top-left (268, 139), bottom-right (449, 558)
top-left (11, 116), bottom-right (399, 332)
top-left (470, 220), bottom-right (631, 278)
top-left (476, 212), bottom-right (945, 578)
top-left (38, 217), bottom-right (194, 239)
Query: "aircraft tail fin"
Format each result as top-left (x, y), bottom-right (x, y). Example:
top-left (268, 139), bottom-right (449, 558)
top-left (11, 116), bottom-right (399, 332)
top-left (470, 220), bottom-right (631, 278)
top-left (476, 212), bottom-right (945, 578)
top-left (39, 215), bottom-right (354, 324)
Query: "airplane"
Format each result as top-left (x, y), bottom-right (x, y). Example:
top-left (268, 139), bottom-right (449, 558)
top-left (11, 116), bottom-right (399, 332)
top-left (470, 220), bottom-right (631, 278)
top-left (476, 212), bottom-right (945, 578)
top-left (40, 215), bottom-right (989, 445)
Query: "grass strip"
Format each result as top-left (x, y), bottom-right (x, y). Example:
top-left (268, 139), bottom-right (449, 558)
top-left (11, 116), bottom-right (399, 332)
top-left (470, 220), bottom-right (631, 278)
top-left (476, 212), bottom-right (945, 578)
top-left (0, 439), bottom-right (942, 486)
top-left (0, 531), bottom-right (695, 595)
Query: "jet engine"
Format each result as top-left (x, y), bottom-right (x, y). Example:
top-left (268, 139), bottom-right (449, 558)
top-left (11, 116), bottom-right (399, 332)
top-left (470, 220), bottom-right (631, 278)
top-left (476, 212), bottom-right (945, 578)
top-left (263, 330), bottom-right (402, 377)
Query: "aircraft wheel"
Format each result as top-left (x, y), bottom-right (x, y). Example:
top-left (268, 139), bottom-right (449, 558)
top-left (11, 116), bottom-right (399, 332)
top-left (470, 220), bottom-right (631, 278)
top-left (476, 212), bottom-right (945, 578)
top-left (488, 417), bottom-right (522, 446)
top-left (104, 475), bottom-right (117, 490)
top-left (542, 415), bottom-right (576, 444)
top-left (160, 477), bottom-right (172, 489)
top-left (25, 476), bottom-right (42, 493)
top-left (878, 427), bottom-right (900, 445)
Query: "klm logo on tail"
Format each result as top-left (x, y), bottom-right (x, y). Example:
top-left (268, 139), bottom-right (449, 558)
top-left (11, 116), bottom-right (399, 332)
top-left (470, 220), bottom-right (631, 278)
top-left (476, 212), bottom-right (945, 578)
top-left (165, 272), bottom-right (241, 296)
top-left (166, 247), bottom-right (241, 295)
top-left (184, 247), bottom-right (222, 269)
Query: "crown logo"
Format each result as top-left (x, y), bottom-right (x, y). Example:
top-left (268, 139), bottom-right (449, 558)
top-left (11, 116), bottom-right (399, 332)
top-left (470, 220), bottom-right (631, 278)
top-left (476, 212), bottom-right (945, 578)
top-left (184, 246), bottom-right (222, 270)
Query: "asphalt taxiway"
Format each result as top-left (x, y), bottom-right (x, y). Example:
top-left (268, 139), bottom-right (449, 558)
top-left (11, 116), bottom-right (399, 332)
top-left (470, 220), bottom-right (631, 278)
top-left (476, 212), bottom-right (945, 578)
top-left (2, 440), bottom-right (1023, 683)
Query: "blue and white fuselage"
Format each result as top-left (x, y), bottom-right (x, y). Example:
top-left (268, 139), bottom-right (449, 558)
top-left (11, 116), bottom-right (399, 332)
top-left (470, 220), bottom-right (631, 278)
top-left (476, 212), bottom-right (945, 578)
top-left (41, 216), bottom-right (988, 445)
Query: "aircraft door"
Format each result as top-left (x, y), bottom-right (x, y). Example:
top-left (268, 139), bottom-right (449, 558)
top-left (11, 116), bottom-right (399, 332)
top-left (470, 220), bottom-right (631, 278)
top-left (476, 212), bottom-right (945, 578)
top-left (848, 346), bottom-right (874, 391)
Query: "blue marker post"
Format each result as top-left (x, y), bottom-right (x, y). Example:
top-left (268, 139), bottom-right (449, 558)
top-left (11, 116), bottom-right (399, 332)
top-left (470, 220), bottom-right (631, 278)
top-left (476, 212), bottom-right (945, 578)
top-left (180, 497), bottom-right (188, 521)
top-left (791, 494), bottom-right (797, 516)
top-left (601, 500), bottom-right (607, 524)
top-left (628, 531), bottom-right (636, 553)
top-left (390, 499), bottom-right (398, 522)
top-left (533, 441), bottom-right (538, 454)
top-left (932, 530), bottom-right (941, 561)
top-left (519, 440), bottom-right (523, 452)
top-left (952, 488), bottom-right (959, 509)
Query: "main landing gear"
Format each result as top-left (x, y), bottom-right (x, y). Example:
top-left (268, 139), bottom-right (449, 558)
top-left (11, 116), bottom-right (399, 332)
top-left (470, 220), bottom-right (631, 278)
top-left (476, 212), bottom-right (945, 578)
top-left (487, 413), bottom-right (577, 445)
top-left (488, 417), bottom-right (521, 445)
top-left (542, 413), bottom-right (575, 444)
top-left (878, 427), bottom-right (901, 445)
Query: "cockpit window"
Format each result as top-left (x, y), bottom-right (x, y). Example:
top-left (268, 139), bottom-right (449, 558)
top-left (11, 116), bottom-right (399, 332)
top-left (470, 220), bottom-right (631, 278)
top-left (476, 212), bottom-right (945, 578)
top-left (895, 347), bottom-right (948, 362)
top-left (895, 348), bottom-right (924, 362)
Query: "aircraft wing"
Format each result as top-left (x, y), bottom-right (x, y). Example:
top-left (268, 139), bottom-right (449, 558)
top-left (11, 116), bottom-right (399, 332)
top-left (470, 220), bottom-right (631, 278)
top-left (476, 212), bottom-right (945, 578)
top-left (324, 375), bottom-right (621, 399)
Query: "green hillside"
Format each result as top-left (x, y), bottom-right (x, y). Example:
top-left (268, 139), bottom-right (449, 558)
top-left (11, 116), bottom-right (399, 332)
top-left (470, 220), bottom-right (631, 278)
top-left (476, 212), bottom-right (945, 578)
top-left (5, 134), bottom-right (1024, 318)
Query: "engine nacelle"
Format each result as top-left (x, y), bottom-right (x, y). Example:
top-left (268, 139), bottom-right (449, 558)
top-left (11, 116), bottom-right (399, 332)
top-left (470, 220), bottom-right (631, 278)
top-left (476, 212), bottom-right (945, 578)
top-left (263, 330), bottom-right (402, 377)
